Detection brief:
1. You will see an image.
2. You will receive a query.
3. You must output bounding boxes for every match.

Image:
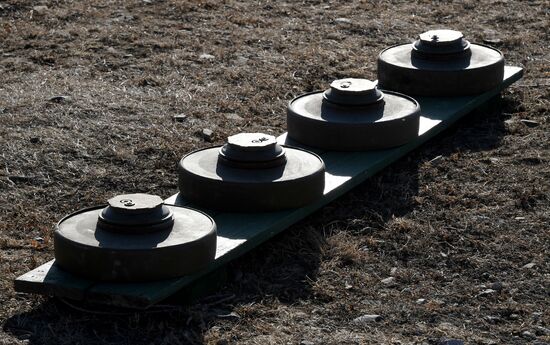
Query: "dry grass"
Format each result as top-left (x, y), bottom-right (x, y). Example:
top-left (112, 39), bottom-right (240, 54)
top-left (1, 0), bottom-right (549, 344)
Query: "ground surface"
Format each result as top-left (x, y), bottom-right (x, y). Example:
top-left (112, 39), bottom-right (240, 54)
top-left (0, 0), bottom-right (548, 344)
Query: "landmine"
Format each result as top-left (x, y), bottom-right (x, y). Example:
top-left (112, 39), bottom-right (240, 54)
top-left (177, 133), bottom-right (325, 211)
top-left (54, 193), bottom-right (217, 282)
top-left (287, 78), bottom-right (421, 150)
top-left (378, 29), bottom-right (505, 96)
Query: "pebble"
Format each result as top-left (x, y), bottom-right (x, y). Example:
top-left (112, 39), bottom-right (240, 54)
top-left (352, 314), bottom-right (382, 324)
top-left (202, 128), bottom-right (214, 142)
top-left (173, 114), bottom-right (187, 122)
top-left (522, 331), bottom-right (536, 339)
top-left (48, 95), bottom-right (71, 103)
top-left (380, 277), bottom-right (395, 285)
top-left (32, 5), bottom-right (49, 14)
top-left (416, 298), bottom-right (426, 304)
top-left (476, 289), bottom-right (496, 297)
top-left (522, 262), bottom-right (536, 269)
top-left (335, 18), bottom-right (352, 24)
top-left (199, 53), bottom-right (215, 60)
top-left (300, 341), bottom-right (315, 345)
top-left (30, 137), bottom-right (40, 144)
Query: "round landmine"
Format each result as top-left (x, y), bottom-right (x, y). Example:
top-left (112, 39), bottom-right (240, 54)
top-left (378, 29), bottom-right (505, 96)
top-left (54, 193), bottom-right (217, 282)
top-left (177, 133), bottom-right (325, 211)
top-left (287, 78), bottom-right (420, 151)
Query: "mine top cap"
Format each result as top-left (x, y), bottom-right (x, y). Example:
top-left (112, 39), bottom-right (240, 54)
top-left (419, 29), bottom-right (464, 45)
top-left (324, 78), bottom-right (384, 106)
top-left (98, 193), bottom-right (174, 234)
top-left (226, 133), bottom-right (278, 152)
top-left (330, 78), bottom-right (377, 93)
top-left (219, 133), bottom-right (286, 168)
top-left (107, 193), bottom-right (164, 214)
top-left (413, 29), bottom-right (470, 57)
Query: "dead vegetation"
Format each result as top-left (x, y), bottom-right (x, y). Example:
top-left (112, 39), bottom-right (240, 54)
top-left (1, 0), bottom-right (549, 344)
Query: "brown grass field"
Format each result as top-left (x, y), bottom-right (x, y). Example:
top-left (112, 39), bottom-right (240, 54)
top-left (0, 0), bottom-right (548, 344)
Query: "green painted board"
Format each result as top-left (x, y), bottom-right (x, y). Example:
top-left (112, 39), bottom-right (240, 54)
top-left (14, 66), bottom-right (523, 309)
top-left (13, 260), bottom-right (92, 301)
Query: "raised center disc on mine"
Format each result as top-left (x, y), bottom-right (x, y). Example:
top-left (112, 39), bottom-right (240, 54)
top-left (227, 133), bottom-right (277, 151)
top-left (323, 78), bottom-right (384, 106)
top-left (108, 194), bottom-right (163, 213)
top-left (218, 133), bottom-right (286, 168)
top-left (419, 29), bottom-right (463, 45)
top-left (413, 29), bottom-right (470, 57)
top-left (98, 193), bottom-right (174, 233)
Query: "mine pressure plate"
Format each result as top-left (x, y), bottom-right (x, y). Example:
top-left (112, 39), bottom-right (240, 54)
top-left (287, 78), bottom-right (420, 151)
top-left (54, 193), bottom-right (217, 282)
top-left (377, 29), bottom-right (505, 96)
top-left (177, 133), bottom-right (325, 211)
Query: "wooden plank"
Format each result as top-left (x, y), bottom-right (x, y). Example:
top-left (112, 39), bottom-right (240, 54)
top-left (14, 66), bottom-right (523, 309)
top-left (13, 260), bottom-right (92, 301)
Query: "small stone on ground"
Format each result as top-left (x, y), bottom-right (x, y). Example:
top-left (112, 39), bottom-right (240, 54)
top-left (202, 128), bottom-right (214, 142)
top-left (200, 53), bottom-right (215, 60)
top-left (352, 314), bottom-right (382, 324)
top-left (335, 18), bottom-right (352, 24)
